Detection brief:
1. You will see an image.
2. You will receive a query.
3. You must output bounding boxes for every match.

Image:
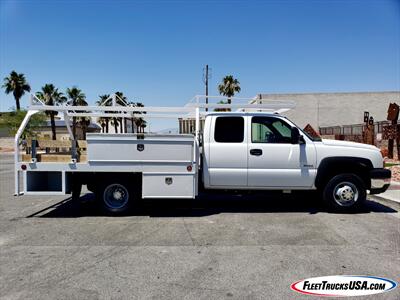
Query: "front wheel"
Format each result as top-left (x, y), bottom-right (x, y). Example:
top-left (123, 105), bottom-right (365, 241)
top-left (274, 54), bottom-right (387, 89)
top-left (97, 182), bottom-right (133, 215)
top-left (322, 174), bottom-right (366, 212)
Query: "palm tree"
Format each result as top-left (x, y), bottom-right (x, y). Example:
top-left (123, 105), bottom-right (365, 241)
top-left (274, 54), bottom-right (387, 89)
top-left (97, 92), bottom-right (132, 134)
top-left (135, 117), bottom-right (147, 133)
top-left (115, 92), bottom-right (127, 133)
top-left (98, 92), bottom-right (127, 133)
top-left (36, 84), bottom-right (66, 140)
top-left (130, 102), bottom-right (145, 133)
top-left (2, 71), bottom-right (31, 110)
top-left (78, 116), bottom-right (91, 140)
top-left (66, 86), bottom-right (87, 138)
top-left (126, 102), bottom-right (136, 133)
top-left (97, 117), bottom-right (107, 133)
top-left (97, 94), bottom-right (111, 133)
top-left (218, 75), bottom-right (241, 104)
top-left (115, 92), bottom-right (127, 105)
top-left (110, 117), bottom-right (119, 133)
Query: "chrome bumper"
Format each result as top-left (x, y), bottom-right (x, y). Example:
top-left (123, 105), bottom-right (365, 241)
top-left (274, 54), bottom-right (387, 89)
top-left (370, 168), bottom-right (391, 195)
top-left (371, 178), bottom-right (390, 189)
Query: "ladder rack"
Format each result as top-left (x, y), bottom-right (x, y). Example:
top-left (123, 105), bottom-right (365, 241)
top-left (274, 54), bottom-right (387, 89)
top-left (14, 94), bottom-right (296, 195)
top-left (27, 94), bottom-right (296, 117)
top-left (21, 92), bottom-right (297, 146)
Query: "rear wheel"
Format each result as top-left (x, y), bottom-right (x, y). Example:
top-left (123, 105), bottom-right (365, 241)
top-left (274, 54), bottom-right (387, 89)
top-left (97, 181), bottom-right (133, 214)
top-left (322, 174), bottom-right (366, 212)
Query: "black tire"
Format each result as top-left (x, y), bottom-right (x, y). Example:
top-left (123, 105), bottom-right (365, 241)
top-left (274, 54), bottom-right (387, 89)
top-left (322, 173), bottom-right (366, 213)
top-left (96, 180), bottom-right (134, 215)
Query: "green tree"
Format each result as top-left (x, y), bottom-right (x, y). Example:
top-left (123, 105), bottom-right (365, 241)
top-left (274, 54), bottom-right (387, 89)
top-left (135, 117), bottom-right (147, 133)
top-left (36, 84), bottom-right (66, 140)
top-left (132, 102), bottom-right (146, 133)
top-left (97, 94), bottom-right (111, 133)
top-left (110, 117), bottom-right (119, 134)
top-left (127, 102), bottom-right (136, 133)
top-left (126, 101), bottom-right (145, 133)
top-left (218, 75), bottom-right (241, 104)
top-left (115, 92), bottom-right (127, 133)
top-left (214, 100), bottom-right (230, 112)
top-left (1, 110), bottom-right (46, 138)
top-left (96, 92), bottom-right (133, 134)
top-left (98, 92), bottom-right (127, 133)
top-left (66, 86), bottom-right (87, 138)
top-left (98, 117), bottom-right (107, 133)
top-left (78, 116), bottom-right (91, 140)
top-left (2, 71), bottom-right (31, 110)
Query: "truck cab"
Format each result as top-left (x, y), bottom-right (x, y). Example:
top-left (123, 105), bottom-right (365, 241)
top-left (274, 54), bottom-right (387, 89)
top-left (202, 112), bottom-right (390, 212)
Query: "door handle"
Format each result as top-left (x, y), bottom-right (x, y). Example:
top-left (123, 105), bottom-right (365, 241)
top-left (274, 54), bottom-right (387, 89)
top-left (250, 149), bottom-right (263, 156)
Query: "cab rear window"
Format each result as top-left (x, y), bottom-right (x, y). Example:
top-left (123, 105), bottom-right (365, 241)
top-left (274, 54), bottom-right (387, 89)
top-left (214, 117), bottom-right (244, 143)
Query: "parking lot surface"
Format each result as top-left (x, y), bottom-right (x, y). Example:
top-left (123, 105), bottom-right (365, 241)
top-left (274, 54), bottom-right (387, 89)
top-left (1, 154), bottom-right (399, 299)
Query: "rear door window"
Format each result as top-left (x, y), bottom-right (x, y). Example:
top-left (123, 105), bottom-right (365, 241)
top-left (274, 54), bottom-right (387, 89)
top-left (214, 117), bottom-right (244, 143)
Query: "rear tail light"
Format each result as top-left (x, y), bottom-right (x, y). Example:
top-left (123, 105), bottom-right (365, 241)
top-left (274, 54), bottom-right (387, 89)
top-left (187, 165), bottom-right (192, 172)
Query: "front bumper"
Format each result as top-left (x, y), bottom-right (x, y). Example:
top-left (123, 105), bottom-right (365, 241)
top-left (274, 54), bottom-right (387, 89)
top-left (369, 168), bottom-right (391, 195)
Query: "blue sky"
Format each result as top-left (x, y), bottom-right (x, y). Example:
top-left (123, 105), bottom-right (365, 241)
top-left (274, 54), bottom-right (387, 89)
top-left (1, 0), bottom-right (399, 112)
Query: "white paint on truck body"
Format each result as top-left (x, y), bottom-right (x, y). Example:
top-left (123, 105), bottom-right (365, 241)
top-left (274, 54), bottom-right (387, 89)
top-left (16, 103), bottom-right (387, 197)
top-left (202, 112), bottom-right (385, 190)
top-left (316, 139), bottom-right (383, 168)
top-left (203, 113), bottom-right (317, 189)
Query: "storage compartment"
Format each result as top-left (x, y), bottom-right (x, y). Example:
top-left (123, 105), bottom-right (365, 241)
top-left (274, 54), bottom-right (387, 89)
top-left (25, 171), bottom-right (63, 193)
top-left (86, 134), bottom-right (194, 163)
top-left (142, 173), bottom-right (195, 198)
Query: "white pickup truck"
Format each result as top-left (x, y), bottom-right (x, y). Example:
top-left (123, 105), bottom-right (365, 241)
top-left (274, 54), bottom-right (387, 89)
top-left (15, 95), bottom-right (391, 214)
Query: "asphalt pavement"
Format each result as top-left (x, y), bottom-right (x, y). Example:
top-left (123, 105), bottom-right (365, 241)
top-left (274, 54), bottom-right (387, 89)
top-left (0, 153), bottom-right (399, 299)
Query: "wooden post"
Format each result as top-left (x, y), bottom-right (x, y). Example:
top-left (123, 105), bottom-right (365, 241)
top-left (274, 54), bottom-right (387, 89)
top-left (388, 138), bottom-right (394, 159)
top-left (397, 125), bottom-right (400, 160)
top-left (386, 103), bottom-right (399, 159)
top-left (362, 112), bottom-right (374, 145)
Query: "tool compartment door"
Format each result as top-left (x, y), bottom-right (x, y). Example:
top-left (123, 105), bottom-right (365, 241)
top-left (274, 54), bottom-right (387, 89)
top-left (142, 173), bottom-right (195, 198)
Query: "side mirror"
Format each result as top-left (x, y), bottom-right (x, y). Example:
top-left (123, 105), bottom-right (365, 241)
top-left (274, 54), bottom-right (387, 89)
top-left (291, 127), bottom-right (303, 144)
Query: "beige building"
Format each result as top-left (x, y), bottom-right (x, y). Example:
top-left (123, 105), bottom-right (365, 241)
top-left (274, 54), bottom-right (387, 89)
top-left (178, 91), bottom-right (400, 134)
top-left (258, 91), bottom-right (400, 130)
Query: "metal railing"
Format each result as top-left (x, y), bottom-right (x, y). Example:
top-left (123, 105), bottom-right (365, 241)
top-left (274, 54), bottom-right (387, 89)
top-left (319, 120), bottom-right (399, 136)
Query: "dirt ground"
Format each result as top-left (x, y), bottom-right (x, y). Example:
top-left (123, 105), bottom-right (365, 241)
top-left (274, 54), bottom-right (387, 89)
top-left (0, 137), bottom-right (14, 152)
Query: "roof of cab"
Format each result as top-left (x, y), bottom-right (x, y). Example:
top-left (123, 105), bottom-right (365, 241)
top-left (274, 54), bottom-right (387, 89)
top-left (205, 111), bottom-right (284, 117)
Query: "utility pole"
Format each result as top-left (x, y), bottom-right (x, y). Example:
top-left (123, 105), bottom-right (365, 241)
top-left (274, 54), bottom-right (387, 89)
top-left (203, 65), bottom-right (211, 112)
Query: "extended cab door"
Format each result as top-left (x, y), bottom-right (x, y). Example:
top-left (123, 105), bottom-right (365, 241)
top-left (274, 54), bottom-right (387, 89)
top-left (207, 115), bottom-right (248, 187)
top-left (247, 116), bottom-right (316, 188)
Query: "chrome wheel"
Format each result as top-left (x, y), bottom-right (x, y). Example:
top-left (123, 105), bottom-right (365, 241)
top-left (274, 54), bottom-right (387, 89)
top-left (103, 184), bottom-right (129, 210)
top-left (333, 181), bottom-right (359, 207)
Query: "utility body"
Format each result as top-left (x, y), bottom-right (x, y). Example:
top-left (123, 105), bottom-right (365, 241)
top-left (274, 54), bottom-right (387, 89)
top-left (14, 95), bottom-right (391, 213)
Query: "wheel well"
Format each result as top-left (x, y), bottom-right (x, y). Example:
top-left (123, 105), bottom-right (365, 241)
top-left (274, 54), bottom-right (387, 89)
top-left (315, 157), bottom-right (372, 189)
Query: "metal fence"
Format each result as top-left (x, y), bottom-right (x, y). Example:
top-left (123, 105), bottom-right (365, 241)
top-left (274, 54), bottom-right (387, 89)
top-left (319, 120), bottom-right (399, 136)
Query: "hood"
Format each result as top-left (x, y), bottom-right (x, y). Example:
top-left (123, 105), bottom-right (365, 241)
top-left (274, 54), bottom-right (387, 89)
top-left (322, 139), bottom-right (379, 151)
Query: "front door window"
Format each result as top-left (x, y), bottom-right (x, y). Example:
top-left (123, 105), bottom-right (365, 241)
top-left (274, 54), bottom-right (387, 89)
top-left (252, 116), bottom-right (292, 144)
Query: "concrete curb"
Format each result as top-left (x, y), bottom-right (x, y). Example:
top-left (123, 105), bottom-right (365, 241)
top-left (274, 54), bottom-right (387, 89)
top-left (369, 195), bottom-right (400, 210)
